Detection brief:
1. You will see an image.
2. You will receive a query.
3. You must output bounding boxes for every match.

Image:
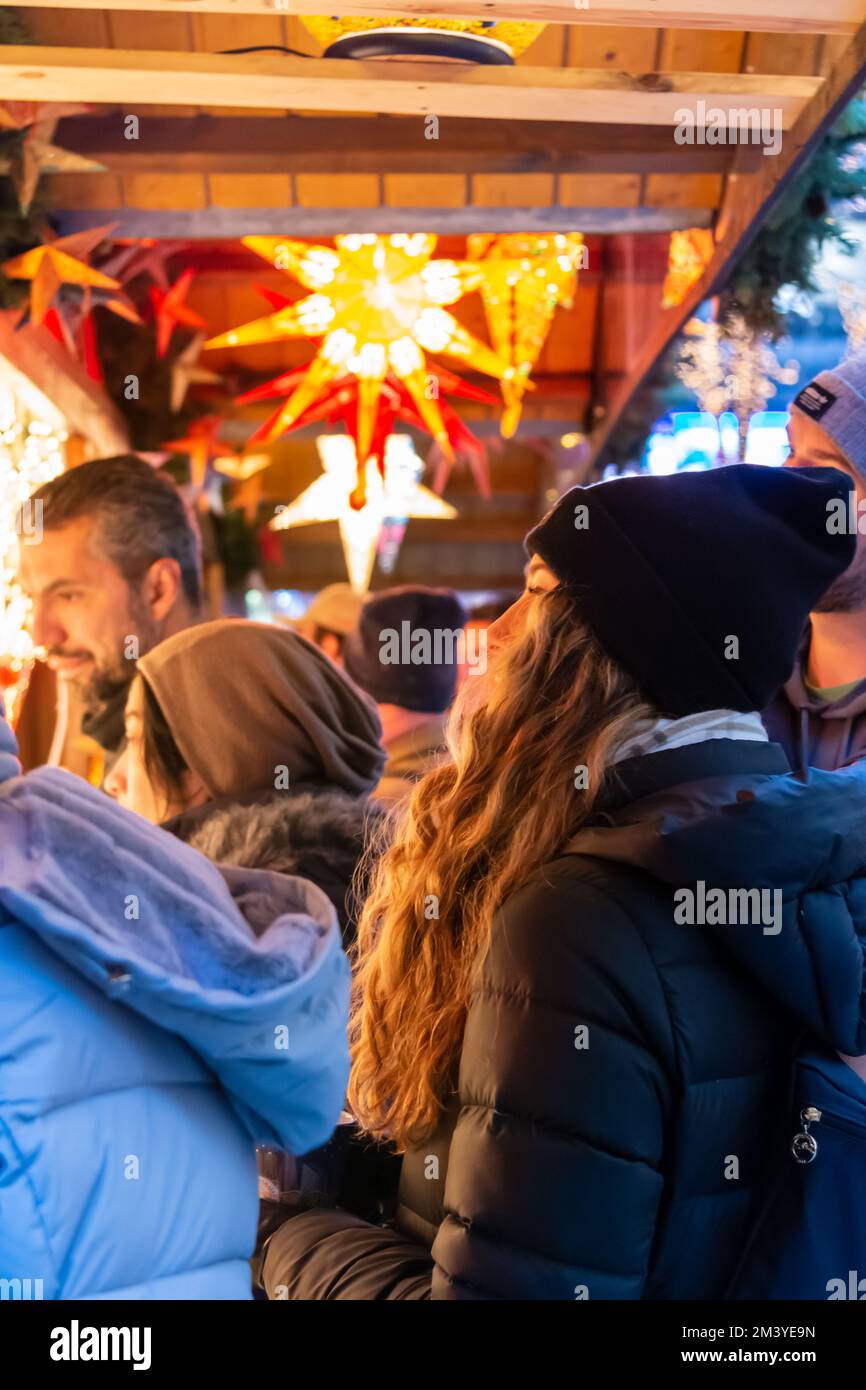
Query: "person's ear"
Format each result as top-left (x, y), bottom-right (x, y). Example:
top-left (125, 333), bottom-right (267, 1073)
top-left (143, 557), bottom-right (183, 623)
top-left (180, 767), bottom-right (211, 810)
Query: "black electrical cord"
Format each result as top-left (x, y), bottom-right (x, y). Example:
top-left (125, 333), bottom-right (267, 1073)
top-left (217, 45), bottom-right (314, 59)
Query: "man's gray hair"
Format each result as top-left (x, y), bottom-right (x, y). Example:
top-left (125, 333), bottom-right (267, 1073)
top-left (25, 453), bottom-right (203, 610)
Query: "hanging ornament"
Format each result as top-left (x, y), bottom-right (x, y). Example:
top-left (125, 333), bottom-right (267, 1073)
top-left (0, 352), bottom-right (68, 720)
top-left (42, 280), bottom-right (142, 383)
top-left (205, 233), bottom-right (510, 494)
top-left (212, 452), bottom-right (270, 483)
top-left (238, 360), bottom-right (495, 502)
top-left (0, 102), bottom-right (103, 214)
top-left (171, 330), bottom-right (224, 412)
top-left (150, 268), bottom-right (208, 359)
top-left (299, 15), bottom-right (544, 64)
top-left (2, 224), bottom-right (120, 328)
top-left (677, 313), bottom-right (799, 461)
top-left (661, 229), bottom-right (716, 310)
top-left (163, 415), bottom-right (240, 507)
top-left (102, 238), bottom-right (189, 292)
top-left (272, 432), bottom-right (456, 593)
top-left (467, 232), bottom-right (585, 438)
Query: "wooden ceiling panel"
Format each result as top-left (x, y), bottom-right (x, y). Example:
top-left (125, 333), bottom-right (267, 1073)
top-left (559, 175), bottom-right (641, 208)
top-left (644, 173), bottom-right (725, 208)
top-left (659, 29), bottom-right (747, 71)
top-left (122, 172), bottom-right (207, 211)
top-left (208, 173), bottom-right (293, 209)
top-left (384, 174), bottom-right (468, 209)
top-left (295, 173), bottom-right (381, 209)
top-left (565, 24), bottom-right (659, 69)
top-left (472, 174), bottom-right (556, 209)
top-left (745, 31), bottom-right (821, 74)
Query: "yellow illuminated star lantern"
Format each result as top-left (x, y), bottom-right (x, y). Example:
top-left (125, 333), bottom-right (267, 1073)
top-left (205, 233), bottom-right (510, 467)
top-left (468, 232), bottom-right (585, 438)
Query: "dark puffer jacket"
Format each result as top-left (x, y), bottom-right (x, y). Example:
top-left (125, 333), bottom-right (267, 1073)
top-left (262, 739), bottom-right (866, 1300)
top-left (164, 785), bottom-right (382, 948)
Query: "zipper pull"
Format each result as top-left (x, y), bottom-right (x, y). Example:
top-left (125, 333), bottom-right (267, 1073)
top-left (791, 1105), bottom-right (822, 1164)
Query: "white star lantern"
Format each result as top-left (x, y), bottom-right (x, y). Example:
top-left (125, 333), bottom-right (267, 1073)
top-left (271, 433), bottom-right (455, 593)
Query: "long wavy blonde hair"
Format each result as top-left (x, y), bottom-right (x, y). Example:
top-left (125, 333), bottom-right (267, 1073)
top-left (349, 585), bottom-right (655, 1150)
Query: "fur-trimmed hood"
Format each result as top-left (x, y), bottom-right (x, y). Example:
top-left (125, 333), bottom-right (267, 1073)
top-left (165, 786), bottom-right (382, 945)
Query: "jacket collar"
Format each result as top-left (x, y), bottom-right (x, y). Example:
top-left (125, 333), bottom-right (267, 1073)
top-left (598, 738), bottom-right (791, 817)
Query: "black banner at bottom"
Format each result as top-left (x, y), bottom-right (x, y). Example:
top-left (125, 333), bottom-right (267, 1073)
top-left (1, 1297), bottom-right (861, 1375)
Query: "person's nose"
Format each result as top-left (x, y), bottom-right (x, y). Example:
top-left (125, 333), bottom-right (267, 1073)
top-left (104, 750), bottom-right (128, 802)
top-left (487, 594), bottom-right (526, 650)
top-left (31, 596), bottom-right (65, 652)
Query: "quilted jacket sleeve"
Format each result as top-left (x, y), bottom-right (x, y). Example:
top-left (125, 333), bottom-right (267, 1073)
top-left (262, 1207), bottom-right (432, 1300)
top-left (431, 863), bottom-right (676, 1299)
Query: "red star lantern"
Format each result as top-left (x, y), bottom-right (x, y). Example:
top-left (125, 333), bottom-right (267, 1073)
top-left (238, 362), bottom-right (494, 507)
top-left (150, 268), bottom-right (207, 358)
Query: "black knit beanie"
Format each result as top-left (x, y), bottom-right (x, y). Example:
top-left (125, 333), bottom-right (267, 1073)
top-left (525, 464), bottom-right (856, 717)
top-left (343, 585), bottom-right (467, 713)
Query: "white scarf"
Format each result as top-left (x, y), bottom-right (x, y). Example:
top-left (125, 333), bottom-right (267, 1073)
top-left (610, 708), bottom-right (769, 766)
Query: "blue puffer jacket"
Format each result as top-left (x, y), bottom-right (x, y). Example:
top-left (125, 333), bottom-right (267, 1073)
top-left (0, 714), bottom-right (350, 1300)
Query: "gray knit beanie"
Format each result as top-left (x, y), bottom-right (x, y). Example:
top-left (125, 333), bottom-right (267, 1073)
top-left (791, 351), bottom-right (866, 475)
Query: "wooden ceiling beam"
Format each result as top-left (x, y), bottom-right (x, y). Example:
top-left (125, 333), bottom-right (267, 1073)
top-left (55, 205), bottom-right (713, 237)
top-left (8, 0), bottom-right (865, 37)
top-left (0, 46), bottom-right (819, 123)
top-left (57, 114), bottom-right (763, 176)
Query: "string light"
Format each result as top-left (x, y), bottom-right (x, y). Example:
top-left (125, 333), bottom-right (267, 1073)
top-left (0, 356), bottom-right (67, 720)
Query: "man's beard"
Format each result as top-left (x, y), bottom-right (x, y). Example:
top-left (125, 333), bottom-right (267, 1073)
top-left (814, 548), bottom-right (866, 614)
top-left (82, 598), bottom-right (161, 707)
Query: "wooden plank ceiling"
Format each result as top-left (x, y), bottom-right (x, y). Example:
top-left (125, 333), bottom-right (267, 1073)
top-left (9, 6), bottom-right (851, 237)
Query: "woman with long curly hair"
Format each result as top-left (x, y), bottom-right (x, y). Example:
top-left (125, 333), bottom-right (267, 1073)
top-left (260, 463), bottom-right (866, 1300)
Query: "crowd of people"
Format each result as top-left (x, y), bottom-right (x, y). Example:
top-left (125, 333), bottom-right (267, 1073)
top-left (2, 347), bottom-right (866, 1301)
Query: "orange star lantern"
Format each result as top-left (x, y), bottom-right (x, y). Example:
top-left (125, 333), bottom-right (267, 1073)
top-left (205, 233), bottom-right (511, 473)
top-left (163, 416), bottom-right (240, 506)
top-left (2, 224), bottom-right (121, 327)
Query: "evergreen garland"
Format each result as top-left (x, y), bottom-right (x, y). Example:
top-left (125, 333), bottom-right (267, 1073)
top-left (602, 97), bottom-right (866, 471)
top-left (719, 100), bottom-right (866, 336)
top-left (0, 6), bottom-right (51, 300)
